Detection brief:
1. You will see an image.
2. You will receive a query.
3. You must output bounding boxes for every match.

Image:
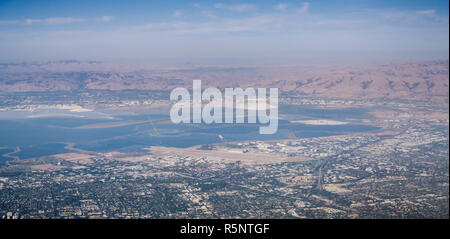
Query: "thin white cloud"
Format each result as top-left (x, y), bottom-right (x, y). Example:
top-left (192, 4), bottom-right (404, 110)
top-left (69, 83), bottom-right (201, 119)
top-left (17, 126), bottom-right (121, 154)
top-left (129, 5), bottom-right (448, 38)
top-left (275, 3), bottom-right (287, 11)
top-left (0, 16), bottom-right (113, 26)
top-left (416, 9), bottom-right (437, 18)
top-left (298, 2), bottom-right (309, 14)
top-left (382, 9), bottom-right (445, 23)
top-left (214, 3), bottom-right (256, 12)
top-left (25, 17), bottom-right (87, 25)
top-left (416, 9), bottom-right (436, 15)
top-left (134, 15), bottom-right (277, 35)
top-left (173, 10), bottom-right (183, 17)
top-left (202, 10), bottom-right (217, 19)
top-left (99, 16), bottom-right (113, 22)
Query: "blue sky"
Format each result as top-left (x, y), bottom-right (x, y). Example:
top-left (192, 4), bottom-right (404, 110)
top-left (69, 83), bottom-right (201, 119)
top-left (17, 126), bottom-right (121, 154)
top-left (0, 0), bottom-right (448, 63)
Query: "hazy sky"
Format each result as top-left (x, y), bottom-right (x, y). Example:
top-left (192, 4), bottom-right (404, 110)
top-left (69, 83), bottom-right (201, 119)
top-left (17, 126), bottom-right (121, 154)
top-left (0, 0), bottom-right (448, 63)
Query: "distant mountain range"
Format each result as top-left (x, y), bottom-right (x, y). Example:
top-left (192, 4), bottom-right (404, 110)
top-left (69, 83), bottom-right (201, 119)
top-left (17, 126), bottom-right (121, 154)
top-left (0, 60), bottom-right (448, 101)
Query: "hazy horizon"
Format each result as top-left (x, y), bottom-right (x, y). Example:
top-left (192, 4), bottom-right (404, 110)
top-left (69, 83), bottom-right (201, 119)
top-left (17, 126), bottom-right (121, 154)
top-left (0, 0), bottom-right (448, 63)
